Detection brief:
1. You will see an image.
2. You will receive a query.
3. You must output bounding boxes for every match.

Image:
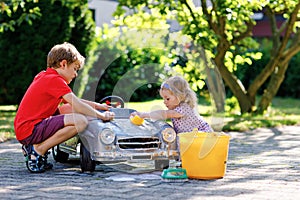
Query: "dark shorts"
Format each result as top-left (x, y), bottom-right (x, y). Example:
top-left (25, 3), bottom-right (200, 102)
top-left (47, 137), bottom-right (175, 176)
top-left (19, 115), bottom-right (65, 145)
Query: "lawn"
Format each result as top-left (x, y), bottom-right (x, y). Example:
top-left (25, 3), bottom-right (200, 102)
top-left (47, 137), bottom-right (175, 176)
top-left (128, 97), bottom-right (300, 131)
top-left (0, 105), bottom-right (16, 142)
top-left (1, 97), bottom-right (300, 142)
top-left (222, 97), bottom-right (300, 131)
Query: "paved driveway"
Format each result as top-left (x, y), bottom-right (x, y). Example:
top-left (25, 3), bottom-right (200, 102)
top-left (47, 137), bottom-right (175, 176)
top-left (0, 126), bottom-right (299, 199)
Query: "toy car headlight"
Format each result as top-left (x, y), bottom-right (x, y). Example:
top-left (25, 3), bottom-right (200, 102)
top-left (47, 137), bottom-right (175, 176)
top-left (162, 128), bottom-right (176, 143)
top-left (99, 128), bottom-right (115, 145)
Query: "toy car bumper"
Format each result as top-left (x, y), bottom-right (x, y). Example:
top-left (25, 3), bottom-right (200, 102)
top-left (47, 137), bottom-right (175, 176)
top-left (92, 149), bottom-right (179, 161)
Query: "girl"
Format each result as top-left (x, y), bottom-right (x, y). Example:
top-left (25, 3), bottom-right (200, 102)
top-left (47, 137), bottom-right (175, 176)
top-left (131, 76), bottom-right (213, 133)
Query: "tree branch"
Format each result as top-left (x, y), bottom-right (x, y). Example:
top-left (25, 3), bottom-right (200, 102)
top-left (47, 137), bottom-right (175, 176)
top-left (180, 0), bottom-right (197, 21)
top-left (232, 21), bottom-right (254, 44)
top-left (276, 2), bottom-right (300, 55)
top-left (248, 2), bottom-right (300, 98)
top-left (200, 0), bottom-right (218, 33)
top-left (281, 32), bottom-right (300, 65)
top-left (264, 5), bottom-right (281, 53)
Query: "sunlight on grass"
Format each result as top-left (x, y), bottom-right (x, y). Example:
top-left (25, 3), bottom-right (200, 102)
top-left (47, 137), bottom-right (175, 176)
top-left (271, 97), bottom-right (300, 115)
top-left (98, 97), bottom-right (300, 132)
top-left (127, 99), bottom-right (213, 114)
top-left (0, 105), bottom-right (17, 142)
top-left (0, 105), bottom-right (17, 110)
top-left (0, 97), bottom-right (300, 142)
top-left (127, 99), bottom-right (224, 131)
top-left (126, 99), bottom-right (165, 112)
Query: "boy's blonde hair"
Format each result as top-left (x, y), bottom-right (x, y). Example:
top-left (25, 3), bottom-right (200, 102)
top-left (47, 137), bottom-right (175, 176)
top-left (47, 42), bottom-right (85, 69)
top-left (160, 76), bottom-right (198, 108)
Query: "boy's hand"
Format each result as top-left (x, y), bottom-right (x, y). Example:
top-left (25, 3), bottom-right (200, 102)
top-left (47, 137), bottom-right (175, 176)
top-left (101, 111), bottom-right (115, 121)
top-left (95, 103), bottom-right (111, 111)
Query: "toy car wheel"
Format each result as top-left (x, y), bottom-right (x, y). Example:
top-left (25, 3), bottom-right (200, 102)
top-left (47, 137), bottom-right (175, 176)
top-left (99, 95), bottom-right (125, 108)
top-left (52, 145), bottom-right (69, 163)
top-left (155, 159), bottom-right (169, 170)
top-left (80, 143), bottom-right (96, 172)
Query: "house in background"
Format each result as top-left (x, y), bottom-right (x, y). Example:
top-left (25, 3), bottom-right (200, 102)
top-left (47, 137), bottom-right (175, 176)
top-left (87, 0), bottom-right (200, 30)
top-left (252, 11), bottom-right (286, 38)
top-left (88, 0), bottom-right (285, 37)
top-left (88, 0), bottom-right (118, 27)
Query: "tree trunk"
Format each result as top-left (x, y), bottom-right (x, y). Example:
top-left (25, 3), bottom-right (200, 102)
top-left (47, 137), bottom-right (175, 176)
top-left (214, 55), bottom-right (253, 113)
top-left (205, 66), bottom-right (225, 112)
top-left (248, 2), bottom-right (300, 114)
top-left (257, 62), bottom-right (289, 114)
top-left (247, 55), bottom-right (280, 99)
top-left (199, 47), bottom-right (225, 112)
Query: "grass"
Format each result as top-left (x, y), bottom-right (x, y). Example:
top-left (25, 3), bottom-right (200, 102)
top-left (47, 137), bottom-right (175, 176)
top-left (222, 97), bottom-right (300, 131)
top-left (1, 97), bottom-right (300, 142)
top-left (0, 105), bottom-right (17, 142)
top-left (128, 97), bottom-right (300, 132)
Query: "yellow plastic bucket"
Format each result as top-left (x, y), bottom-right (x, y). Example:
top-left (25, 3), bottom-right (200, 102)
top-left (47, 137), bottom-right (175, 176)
top-left (178, 129), bottom-right (230, 179)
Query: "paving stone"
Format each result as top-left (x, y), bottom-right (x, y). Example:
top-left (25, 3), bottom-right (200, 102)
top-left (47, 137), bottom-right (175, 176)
top-left (0, 126), bottom-right (300, 199)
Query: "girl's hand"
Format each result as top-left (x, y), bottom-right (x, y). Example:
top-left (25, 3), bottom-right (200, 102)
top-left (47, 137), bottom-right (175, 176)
top-left (130, 111), bottom-right (147, 118)
top-left (130, 111), bottom-right (138, 117)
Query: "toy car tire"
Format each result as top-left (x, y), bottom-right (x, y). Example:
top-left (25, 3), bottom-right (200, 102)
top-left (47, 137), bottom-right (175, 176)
top-left (155, 159), bottom-right (169, 170)
top-left (80, 143), bottom-right (96, 172)
top-left (52, 145), bottom-right (69, 163)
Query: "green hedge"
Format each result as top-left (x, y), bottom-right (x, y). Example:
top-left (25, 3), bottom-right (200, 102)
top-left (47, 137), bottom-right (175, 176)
top-left (0, 0), bottom-right (95, 105)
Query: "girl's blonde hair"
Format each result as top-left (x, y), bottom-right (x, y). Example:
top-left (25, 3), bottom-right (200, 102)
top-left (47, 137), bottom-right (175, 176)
top-left (160, 76), bottom-right (198, 108)
top-left (47, 42), bottom-right (85, 69)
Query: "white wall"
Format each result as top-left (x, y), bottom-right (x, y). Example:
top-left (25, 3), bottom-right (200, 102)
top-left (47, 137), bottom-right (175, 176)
top-left (88, 0), bottom-right (212, 29)
top-left (88, 0), bottom-right (118, 27)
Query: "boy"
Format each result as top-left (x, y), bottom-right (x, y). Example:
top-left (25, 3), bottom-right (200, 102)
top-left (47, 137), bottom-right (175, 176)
top-left (14, 42), bottom-right (115, 173)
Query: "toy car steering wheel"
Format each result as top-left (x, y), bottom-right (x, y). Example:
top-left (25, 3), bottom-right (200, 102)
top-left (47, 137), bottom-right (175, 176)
top-left (99, 95), bottom-right (125, 108)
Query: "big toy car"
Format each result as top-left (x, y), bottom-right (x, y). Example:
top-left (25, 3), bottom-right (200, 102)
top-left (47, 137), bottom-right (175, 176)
top-left (52, 96), bottom-right (179, 172)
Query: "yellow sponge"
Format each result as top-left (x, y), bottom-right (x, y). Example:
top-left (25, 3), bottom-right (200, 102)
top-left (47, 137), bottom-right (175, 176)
top-left (130, 115), bottom-right (144, 125)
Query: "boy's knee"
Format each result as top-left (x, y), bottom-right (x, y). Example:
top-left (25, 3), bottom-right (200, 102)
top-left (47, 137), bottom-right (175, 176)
top-left (75, 114), bottom-right (88, 132)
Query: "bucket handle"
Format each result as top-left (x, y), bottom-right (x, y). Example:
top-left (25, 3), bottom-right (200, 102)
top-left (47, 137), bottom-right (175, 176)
top-left (179, 129), bottom-right (220, 159)
top-left (179, 128), bottom-right (198, 156)
top-left (198, 132), bottom-right (219, 159)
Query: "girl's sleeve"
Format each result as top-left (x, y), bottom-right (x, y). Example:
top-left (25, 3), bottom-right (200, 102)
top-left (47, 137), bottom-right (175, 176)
top-left (199, 119), bottom-right (214, 132)
top-left (174, 104), bottom-right (185, 115)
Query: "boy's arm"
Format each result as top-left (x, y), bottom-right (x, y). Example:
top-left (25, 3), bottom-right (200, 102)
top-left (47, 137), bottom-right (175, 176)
top-left (133, 110), bottom-right (183, 120)
top-left (80, 99), bottom-right (110, 111)
top-left (63, 93), bottom-right (114, 120)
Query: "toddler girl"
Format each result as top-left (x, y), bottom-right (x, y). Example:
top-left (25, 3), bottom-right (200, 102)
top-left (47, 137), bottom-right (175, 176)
top-left (131, 76), bottom-right (213, 133)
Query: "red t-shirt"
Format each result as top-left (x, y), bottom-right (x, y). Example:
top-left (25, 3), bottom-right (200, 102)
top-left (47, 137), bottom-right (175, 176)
top-left (14, 68), bottom-right (72, 141)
